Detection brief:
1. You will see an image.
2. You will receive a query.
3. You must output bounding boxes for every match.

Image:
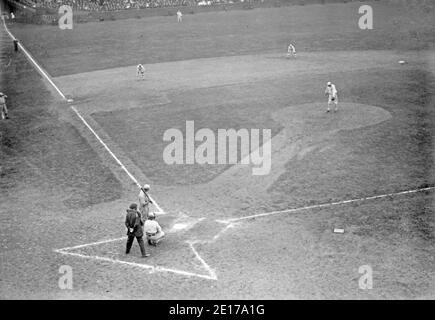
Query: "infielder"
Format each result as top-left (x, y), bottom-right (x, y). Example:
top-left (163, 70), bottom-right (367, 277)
top-left (287, 43), bottom-right (296, 58)
top-left (138, 184), bottom-right (153, 219)
top-left (137, 64), bottom-right (145, 79)
top-left (0, 92), bottom-right (9, 120)
top-left (324, 81), bottom-right (338, 112)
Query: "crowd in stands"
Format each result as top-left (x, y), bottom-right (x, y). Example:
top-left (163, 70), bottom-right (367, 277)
top-left (28, 0), bottom-right (240, 11)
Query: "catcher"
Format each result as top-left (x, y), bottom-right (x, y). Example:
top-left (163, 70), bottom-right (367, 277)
top-left (144, 212), bottom-right (165, 246)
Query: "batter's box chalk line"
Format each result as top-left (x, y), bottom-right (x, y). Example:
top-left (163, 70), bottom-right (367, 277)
top-left (54, 236), bottom-right (217, 281)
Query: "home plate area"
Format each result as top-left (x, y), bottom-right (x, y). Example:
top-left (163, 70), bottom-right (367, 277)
top-left (55, 216), bottom-right (229, 280)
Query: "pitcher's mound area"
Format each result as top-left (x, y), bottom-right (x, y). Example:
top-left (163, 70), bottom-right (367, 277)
top-left (273, 103), bottom-right (392, 135)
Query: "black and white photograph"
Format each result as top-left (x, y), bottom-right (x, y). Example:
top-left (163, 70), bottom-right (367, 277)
top-left (0, 0), bottom-right (434, 301)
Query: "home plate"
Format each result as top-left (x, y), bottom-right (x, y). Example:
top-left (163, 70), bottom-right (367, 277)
top-left (172, 223), bottom-right (189, 231)
top-left (333, 228), bottom-right (345, 234)
top-left (168, 212), bottom-right (204, 234)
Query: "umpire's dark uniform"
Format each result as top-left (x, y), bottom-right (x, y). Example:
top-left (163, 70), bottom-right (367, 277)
top-left (125, 203), bottom-right (149, 257)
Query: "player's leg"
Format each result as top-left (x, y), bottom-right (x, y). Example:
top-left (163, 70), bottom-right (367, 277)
top-left (327, 96), bottom-right (331, 112)
top-left (126, 235), bottom-right (134, 254)
top-left (1, 104), bottom-right (7, 119)
top-left (153, 231), bottom-right (165, 245)
top-left (143, 205), bottom-right (149, 220)
top-left (137, 236), bottom-right (149, 257)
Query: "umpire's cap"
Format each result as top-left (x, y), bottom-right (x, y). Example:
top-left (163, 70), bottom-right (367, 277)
top-left (129, 203), bottom-right (138, 210)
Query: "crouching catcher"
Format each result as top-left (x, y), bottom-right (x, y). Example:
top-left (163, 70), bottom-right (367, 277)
top-left (144, 212), bottom-right (165, 246)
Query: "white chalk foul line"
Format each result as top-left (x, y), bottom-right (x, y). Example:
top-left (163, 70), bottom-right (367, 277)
top-left (71, 106), bottom-right (165, 214)
top-left (1, 16), bottom-right (67, 100)
top-left (54, 249), bottom-right (216, 280)
top-left (1, 17), bottom-right (164, 214)
top-left (216, 186), bottom-right (435, 224)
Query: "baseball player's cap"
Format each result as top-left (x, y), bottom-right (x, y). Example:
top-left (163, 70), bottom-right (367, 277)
top-left (148, 212), bottom-right (156, 218)
top-left (0, 92), bottom-right (4, 96)
top-left (143, 184), bottom-right (150, 190)
top-left (327, 82), bottom-right (332, 86)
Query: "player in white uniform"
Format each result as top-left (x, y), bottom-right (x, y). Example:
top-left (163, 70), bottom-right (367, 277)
top-left (0, 92), bottom-right (9, 120)
top-left (324, 81), bottom-right (338, 112)
top-left (144, 212), bottom-right (165, 246)
top-left (177, 10), bottom-right (182, 23)
top-left (137, 64), bottom-right (145, 80)
top-left (287, 43), bottom-right (296, 58)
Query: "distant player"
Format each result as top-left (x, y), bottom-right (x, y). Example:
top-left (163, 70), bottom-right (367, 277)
top-left (324, 81), bottom-right (338, 112)
top-left (137, 64), bottom-right (145, 79)
top-left (177, 10), bottom-right (182, 23)
top-left (0, 92), bottom-right (9, 120)
top-left (286, 43), bottom-right (296, 58)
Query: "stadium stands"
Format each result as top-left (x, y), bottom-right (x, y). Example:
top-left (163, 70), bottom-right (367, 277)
top-left (27, 0), bottom-right (239, 11)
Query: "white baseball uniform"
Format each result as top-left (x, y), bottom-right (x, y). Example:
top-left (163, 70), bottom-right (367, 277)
top-left (0, 94), bottom-right (8, 120)
top-left (137, 64), bottom-right (145, 79)
top-left (325, 84), bottom-right (338, 105)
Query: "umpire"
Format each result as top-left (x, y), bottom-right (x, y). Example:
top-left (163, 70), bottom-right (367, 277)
top-left (125, 203), bottom-right (150, 258)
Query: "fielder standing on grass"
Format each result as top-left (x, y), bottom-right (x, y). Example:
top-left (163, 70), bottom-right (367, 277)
top-left (0, 92), bottom-right (9, 120)
top-left (177, 10), bottom-right (182, 23)
top-left (324, 81), bottom-right (338, 112)
top-left (138, 184), bottom-right (152, 219)
top-left (137, 64), bottom-right (145, 80)
top-left (287, 43), bottom-right (296, 58)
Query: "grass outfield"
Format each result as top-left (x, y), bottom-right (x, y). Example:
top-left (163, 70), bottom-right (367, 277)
top-left (1, 2), bottom-right (434, 299)
top-left (8, 2), bottom-right (435, 76)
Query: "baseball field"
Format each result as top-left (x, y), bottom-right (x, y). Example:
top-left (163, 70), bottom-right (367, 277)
top-left (1, 1), bottom-right (434, 299)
